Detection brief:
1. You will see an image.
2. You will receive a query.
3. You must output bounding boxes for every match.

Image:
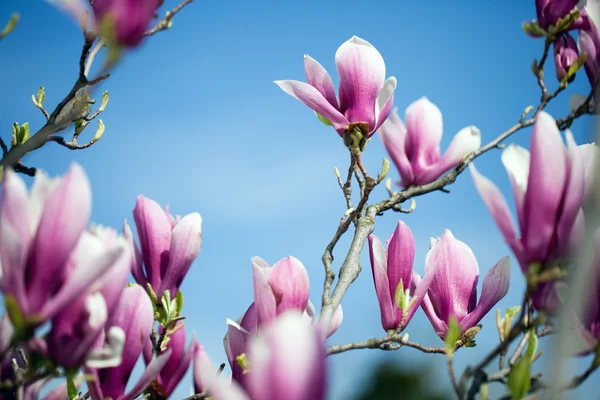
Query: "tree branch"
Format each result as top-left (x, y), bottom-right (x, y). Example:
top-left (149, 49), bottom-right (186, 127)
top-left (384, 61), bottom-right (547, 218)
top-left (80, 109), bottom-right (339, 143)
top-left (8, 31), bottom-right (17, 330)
top-left (145, 0), bottom-right (195, 37)
top-left (326, 332), bottom-right (447, 355)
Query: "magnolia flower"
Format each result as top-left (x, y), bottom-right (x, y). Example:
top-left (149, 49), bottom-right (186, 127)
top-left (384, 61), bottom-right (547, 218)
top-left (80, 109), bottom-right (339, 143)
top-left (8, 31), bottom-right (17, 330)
top-left (192, 341), bottom-right (208, 395)
top-left (471, 111), bottom-right (587, 313)
top-left (86, 285), bottom-right (171, 400)
top-left (534, 0), bottom-right (580, 30)
top-left (252, 256), bottom-right (310, 325)
top-left (379, 98), bottom-right (481, 188)
top-left (47, 226), bottom-right (130, 369)
top-left (125, 195), bottom-right (202, 301)
top-left (143, 322), bottom-right (194, 398)
top-left (554, 33), bottom-right (580, 82)
top-left (275, 36), bottom-right (396, 141)
top-left (0, 164), bottom-right (126, 331)
top-left (200, 311), bottom-right (327, 400)
top-left (224, 300), bottom-right (341, 390)
top-left (421, 230), bottom-right (510, 339)
top-left (368, 221), bottom-right (435, 332)
top-left (91, 0), bottom-right (163, 47)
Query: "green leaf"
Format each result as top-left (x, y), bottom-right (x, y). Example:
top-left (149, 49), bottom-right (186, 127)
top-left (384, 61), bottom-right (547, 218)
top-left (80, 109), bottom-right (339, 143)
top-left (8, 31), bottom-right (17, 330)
top-left (507, 357), bottom-right (531, 400)
top-left (18, 122), bottom-right (30, 144)
top-left (11, 122), bottom-right (19, 147)
top-left (66, 377), bottom-right (78, 400)
top-left (394, 279), bottom-right (406, 312)
top-left (503, 306), bottom-right (521, 339)
top-left (146, 283), bottom-right (158, 305)
top-left (525, 330), bottom-right (538, 361)
top-left (36, 86), bottom-right (45, 106)
top-left (175, 290), bottom-right (184, 315)
top-left (522, 20), bottom-right (546, 38)
top-left (377, 158), bottom-right (390, 184)
top-left (444, 317), bottom-right (460, 357)
top-left (5, 295), bottom-right (24, 332)
top-left (75, 119), bottom-right (89, 135)
top-left (564, 51), bottom-right (588, 84)
top-left (98, 91), bottom-right (109, 113)
top-left (0, 13), bottom-right (19, 40)
top-left (315, 112), bottom-right (332, 126)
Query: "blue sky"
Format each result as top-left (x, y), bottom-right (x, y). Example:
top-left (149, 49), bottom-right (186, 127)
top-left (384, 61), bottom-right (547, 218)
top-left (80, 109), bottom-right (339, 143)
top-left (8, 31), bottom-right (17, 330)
top-left (0, 0), bottom-right (598, 398)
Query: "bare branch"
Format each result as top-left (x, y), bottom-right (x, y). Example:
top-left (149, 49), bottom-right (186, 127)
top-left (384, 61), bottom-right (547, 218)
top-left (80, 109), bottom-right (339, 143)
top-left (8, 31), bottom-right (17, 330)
top-left (326, 333), bottom-right (447, 356)
top-left (145, 0), bottom-right (195, 37)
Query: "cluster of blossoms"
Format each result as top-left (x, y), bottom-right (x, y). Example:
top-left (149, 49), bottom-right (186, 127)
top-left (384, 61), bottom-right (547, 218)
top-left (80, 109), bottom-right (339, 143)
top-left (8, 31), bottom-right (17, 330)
top-left (529, 0), bottom-right (600, 103)
top-left (2, 0), bottom-right (600, 397)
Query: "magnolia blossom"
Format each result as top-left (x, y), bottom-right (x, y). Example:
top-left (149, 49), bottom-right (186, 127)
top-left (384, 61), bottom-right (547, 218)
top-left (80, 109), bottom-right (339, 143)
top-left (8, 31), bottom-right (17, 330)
top-left (421, 230), bottom-right (510, 339)
top-left (125, 195), bottom-right (202, 301)
top-left (0, 164), bottom-right (127, 330)
top-left (200, 311), bottom-right (327, 400)
top-left (470, 111), bottom-right (589, 313)
top-left (86, 285), bottom-right (171, 400)
top-left (379, 98), bottom-right (481, 188)
top-left (252, 256), bottom-right (310, 325)
top-left (143, 322), bottom-right (195, 397)
top-left (554, 33), bottom-right (579, 82)
top-left (275, 36), bottom-right (396, 140)
top-left (368, 221), bottom-right (434, 332)
top-left (91, 0), bottom-right (163, 47)
top-left (47, 226), bottom-right (131, 369)
top-left (534, 0), bottom-right (580, 30)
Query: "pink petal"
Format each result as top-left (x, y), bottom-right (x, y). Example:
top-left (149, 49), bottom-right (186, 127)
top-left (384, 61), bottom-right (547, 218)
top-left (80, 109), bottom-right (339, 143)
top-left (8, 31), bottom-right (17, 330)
top-left (522, 111), bottom-right (568, 261)
top-left (420, 291), bottom-right (449, 339)
top-left (247, 311), bottom-right (326, 400)
top-left (378, 108), bottom-right (414, 187)
top-left (99, 285), bottom-right (154, 400)
top-left (501, 144), bottom-right (530, 234)
top-left (0, 220), bottom-right (28, 316)
top-left (470, 164), bottom-right (526, 266)
top-left (1, 169), bottom-right (30, 245)
top-left (459, 257), bottom-right (511, 332)
top-left (404, 97), bottom-right (443, 177)
top-left (133, 195), bottom-right (173, 290)
top-left (42, 242), bottom-right (126, 320)
top-left (424, 230), bottom-right (479, 323)
top-left (385, 221), bottom-right (415, 307)
top-left (274, 80), bottom-right (349, 135)
top-left (371, 77), bottom-right (397, 136)
top-left (164, 332), bottom-right (194, 394)
top-left (268, 256), bottom-right (310, 314)
top-left (326, 305), bottom-right (343, 338)
top-left (252, 257), bottom-right (277, 325)
top-left (335, 36), bottom-right (386, 130)
top-left (158, 212), bottom-right (202, 298)
top-left (120, 350), bottom-right (172, 400)
top-left (192, 340), bottom-right (210, 395)
top-left (123, 219), bottom-right (146, 287)
top-left (368, 234), bottom-right (395, 331)
top-left (194, 348), bottom-right (249, 400)
top-left (28, 163), bottom-right (91, 313)
top-left (556, 131), bottom-right (586, 254)
top-left (417, 126), bottom-right (481, 185)
top-left (401, 271), bottom-right (435, 331)
top-left (304, 55), bottom-right (338, 108)
top-left (577, 143), bottom-right (599, 201)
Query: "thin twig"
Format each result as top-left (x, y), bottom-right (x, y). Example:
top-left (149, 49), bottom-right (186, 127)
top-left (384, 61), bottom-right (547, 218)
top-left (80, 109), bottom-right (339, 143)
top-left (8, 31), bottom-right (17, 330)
top-left (326, 333), bottom-right (447, 355)
top-left (448, 356), bottom-right (461, 398)
top-left (145, 0), bottom-right (195, 36)
top-left (47, 136), bottom-right (97, 150)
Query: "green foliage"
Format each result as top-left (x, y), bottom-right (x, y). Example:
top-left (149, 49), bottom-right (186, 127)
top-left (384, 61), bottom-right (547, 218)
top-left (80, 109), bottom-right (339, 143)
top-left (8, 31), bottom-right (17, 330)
top-left (507, 356), bottom-right (531, 400)
top-left (315, 111), bottom-right (332, 126)
top-left (11, 122), bottom-right (30, 147)
top-left (0, 13), bottom-right (19, 40)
